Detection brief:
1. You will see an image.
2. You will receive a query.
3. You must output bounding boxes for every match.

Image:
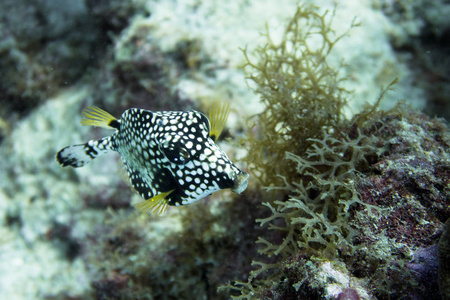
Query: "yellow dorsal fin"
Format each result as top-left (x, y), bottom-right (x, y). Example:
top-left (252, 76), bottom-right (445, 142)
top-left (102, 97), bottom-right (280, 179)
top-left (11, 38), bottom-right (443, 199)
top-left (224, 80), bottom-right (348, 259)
top-left (208, 102), bottom-right (230, 142)
top-left (81, 106), bottom-right (118, 129)
top-left (133, 190), bottom-right (174, 215)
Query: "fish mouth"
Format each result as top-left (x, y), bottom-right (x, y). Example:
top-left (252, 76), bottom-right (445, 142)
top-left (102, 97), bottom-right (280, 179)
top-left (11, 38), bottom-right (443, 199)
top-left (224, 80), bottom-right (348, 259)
top-left (231, 171), bottom-right (249, 194)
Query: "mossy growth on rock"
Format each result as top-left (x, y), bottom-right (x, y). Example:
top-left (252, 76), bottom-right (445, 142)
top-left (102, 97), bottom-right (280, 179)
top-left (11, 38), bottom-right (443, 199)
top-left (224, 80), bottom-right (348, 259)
top-left (242, 4), bottom-right (358, 188)
top-left (228, 3), bottom-right (449, 299)
top-left (240, 3), bottom-right (382, 258)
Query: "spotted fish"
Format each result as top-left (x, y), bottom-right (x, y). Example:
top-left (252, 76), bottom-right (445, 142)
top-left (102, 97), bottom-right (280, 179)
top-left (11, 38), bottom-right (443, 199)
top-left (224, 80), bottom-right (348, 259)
top-left (56, 104), bottom-right (249, 214)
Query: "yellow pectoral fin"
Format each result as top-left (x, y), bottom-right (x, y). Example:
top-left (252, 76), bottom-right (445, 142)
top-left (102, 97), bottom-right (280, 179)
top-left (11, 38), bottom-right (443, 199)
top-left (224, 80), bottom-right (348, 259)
top-left (117, 159), bottom-right (131, 187)
top-left (133, 190), bottom-right (175, 215)
top-left (81, 106), bottom-right (118, 129)
top-left (208, 102), bottom-right (230, 142)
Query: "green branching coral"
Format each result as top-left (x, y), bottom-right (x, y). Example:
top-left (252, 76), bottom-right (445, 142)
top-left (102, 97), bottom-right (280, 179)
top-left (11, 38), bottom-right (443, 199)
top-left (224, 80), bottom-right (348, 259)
top-left (242, 4), bottom-right (358, 187)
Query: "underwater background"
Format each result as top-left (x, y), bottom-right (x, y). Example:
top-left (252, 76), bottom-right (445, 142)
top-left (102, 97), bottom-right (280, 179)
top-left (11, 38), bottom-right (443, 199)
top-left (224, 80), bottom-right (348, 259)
top-left (0, 0), bottom-right (449, 299)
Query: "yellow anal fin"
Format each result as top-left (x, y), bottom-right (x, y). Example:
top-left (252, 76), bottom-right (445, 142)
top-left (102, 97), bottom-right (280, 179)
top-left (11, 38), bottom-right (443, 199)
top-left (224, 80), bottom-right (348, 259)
top-left (208, 102), bottom-right (230, 142)
top-left (81, 106), bottom-right (118, 129)
top-left (133, 190), bottom-right (175, 215)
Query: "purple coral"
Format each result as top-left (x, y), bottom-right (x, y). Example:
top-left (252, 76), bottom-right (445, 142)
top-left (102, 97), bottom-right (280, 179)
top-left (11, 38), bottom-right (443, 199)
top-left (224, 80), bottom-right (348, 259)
top-left (336, 288), bottom-right (361, 300)
top-left (406, 245), bottom-right (441, 300)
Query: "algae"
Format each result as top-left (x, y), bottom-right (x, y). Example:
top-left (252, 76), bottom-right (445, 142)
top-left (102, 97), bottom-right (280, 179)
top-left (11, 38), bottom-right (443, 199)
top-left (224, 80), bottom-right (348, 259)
top-left (242, 4), bottom-right (358, 188)
top-left (0, 1), bottom-right (448, 299)
top-left (228, 3), bottom-right (449, 299)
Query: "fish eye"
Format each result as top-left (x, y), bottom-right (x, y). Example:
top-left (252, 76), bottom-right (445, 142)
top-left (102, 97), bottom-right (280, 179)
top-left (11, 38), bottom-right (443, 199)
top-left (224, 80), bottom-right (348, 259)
top-left (179, 147), bottom-right (190, 160)
top-left (159, 141), bottom-right (191, 165)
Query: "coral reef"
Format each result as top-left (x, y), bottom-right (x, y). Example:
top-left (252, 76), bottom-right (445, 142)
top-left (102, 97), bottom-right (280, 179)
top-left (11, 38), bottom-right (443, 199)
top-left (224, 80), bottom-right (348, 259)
top-left (350, 110), bottom-right (449, 299)
top-left (0, 0), bottom-right (449, 299)
top-left (229, 3), bottom-right (450, 300)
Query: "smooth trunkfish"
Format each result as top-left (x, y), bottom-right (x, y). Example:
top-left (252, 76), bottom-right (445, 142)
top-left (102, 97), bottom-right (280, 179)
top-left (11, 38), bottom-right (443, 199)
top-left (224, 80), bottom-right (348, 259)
top-left (56, 104), bottom-right (249, 214)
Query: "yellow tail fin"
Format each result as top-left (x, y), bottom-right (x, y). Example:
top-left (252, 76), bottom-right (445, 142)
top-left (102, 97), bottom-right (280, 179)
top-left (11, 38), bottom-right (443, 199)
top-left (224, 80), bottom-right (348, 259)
top-left (134, 190), bottom-right (174, 215)
top-left (208, 102), bottom-right (230, 141)
top-left (81, 106), bottom-right (118, 129)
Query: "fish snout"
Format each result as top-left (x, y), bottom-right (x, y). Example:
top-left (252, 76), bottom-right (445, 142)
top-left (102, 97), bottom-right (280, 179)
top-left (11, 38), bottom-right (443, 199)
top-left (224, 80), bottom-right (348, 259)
top-left (230, 170), bottom-right (249, 194)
